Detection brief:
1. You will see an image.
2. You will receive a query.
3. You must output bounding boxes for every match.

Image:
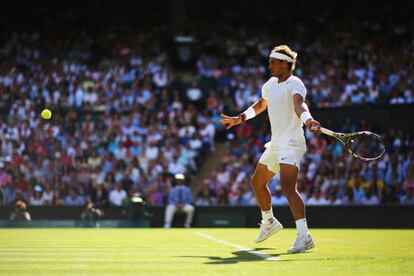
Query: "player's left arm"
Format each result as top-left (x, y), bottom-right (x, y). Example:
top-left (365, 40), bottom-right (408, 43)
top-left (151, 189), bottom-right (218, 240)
top-left (293, 94), bottom-right (321, 135)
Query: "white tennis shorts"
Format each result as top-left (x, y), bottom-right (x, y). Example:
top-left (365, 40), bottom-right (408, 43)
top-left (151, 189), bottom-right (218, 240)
top-left (258, 146), bottom-right (305, 174)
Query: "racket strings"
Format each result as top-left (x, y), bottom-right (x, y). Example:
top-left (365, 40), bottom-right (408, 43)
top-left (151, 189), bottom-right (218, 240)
top-left (347, 134), bottom-right (385, 159)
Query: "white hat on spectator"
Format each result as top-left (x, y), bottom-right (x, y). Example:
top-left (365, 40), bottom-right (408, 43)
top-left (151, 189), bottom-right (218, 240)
top-left (34, 185), bottom-right (42, 192)
top-left (174, 173), bottom-right (185, 180)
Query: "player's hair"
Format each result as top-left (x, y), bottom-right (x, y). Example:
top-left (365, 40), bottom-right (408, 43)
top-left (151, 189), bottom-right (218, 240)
top-left (272, 45), bottom-right (297, 71)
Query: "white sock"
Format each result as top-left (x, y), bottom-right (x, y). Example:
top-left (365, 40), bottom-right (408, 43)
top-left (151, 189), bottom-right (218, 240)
top-left (295, 218), bottom-right (308, 236)
top-left (261, 207), bottom-right (275, 224)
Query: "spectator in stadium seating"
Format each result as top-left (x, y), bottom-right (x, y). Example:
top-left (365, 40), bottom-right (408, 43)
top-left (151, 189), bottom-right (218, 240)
top-left (41, 184), bottom-right (54, 205)
top-left (164, 174), bottom-right (194, 228)
top-left (195, 182), bottom-right (217, 206)
top-left (310, 136), bottom-right (327, 155)
top-left (361, 187), bottom-right (380, 205)
top-left (216, 163), bottom-right (230, 188)
top-left (382, 185), bottom-right (400, 204)
top-left (271, 185), bottom-right (288, 205)
top-left (109, 181), bottom-right (127, 206)
top-left (52, 189), bottom-right (65, 205)
top-left (2, 182), bottom-right (17, 205)
top-left (341, 187), bottom-right (355, 205)
top-left (400, 188), bottom-right (414, 205)
top-left (348, 173), bottom-right (366, 203)
top-left (216, 186), bottom-right (229, 206)
top-left (186, 81), bottom-right (203, 103)
top-left (29, 186), bottom-right (43, 206)
top-left (64, 188), bottom-right (86, 206)
top-left (326, 189), bottom-right (342, 205)
top-left (168, 154), bottom-right (186, 176)
top-left (146, 181), bottom-right (166, 206)
top-left (365, 173), bottom-right (384, 202)
top-left (307, 187), bottom-right (329, 205)
top-left (228, 186), bottom-right (244, 206)
top-left (403, 167), bottom-right (414, 190)
top-left (90, 183), bottom-right (109, 209)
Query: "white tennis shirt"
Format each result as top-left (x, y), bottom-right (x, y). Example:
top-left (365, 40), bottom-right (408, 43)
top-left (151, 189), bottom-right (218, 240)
top-left (262, 75), bottom-right (307, 150)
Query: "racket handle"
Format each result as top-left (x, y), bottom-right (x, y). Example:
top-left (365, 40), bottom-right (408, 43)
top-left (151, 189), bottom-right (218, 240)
top-left (320, 127), bottom-right (335, 136)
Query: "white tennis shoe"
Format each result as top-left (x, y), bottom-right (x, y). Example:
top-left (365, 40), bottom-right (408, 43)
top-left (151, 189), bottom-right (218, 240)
top-left (287, 232), bottom-right (315, 254)
top-left (254, 219), bottom-right (283, 243)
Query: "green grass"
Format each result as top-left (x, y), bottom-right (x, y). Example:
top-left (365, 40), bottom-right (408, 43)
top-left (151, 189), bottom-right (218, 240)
top-left (0, 228), bottom-right (413, 275)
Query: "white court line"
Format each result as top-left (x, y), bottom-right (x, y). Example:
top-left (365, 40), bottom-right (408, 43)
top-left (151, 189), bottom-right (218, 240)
top-left (194, 232), bottom-right (280, 261)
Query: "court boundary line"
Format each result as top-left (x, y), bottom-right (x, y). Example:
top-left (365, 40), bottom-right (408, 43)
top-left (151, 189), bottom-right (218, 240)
top-left (194, 232), bottom-right (280, 261)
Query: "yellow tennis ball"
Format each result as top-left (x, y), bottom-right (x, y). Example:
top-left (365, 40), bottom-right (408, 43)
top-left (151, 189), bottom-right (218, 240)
top-left (41, 109), bottom-right (52, 120)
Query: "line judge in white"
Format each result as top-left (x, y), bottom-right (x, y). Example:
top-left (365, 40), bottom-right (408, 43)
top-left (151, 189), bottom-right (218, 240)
top-left (220, 45), bottom-right (322, 254)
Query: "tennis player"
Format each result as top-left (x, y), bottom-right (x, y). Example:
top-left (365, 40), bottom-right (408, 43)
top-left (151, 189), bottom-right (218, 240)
top-left (220, 45), bottom-right (321, 253)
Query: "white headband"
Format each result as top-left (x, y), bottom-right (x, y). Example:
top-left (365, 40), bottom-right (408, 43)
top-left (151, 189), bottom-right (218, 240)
top-left (269, 51), bottom-right (295, 62)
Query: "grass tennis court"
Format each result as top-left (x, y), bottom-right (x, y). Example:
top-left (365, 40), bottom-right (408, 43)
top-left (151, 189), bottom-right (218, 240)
top-left (0, 228), bottom-right (413, 275)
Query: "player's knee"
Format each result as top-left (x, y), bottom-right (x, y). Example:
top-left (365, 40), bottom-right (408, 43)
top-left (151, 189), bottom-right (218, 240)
top-left (250, 174), bottom-right (263, 188)
top-left (280, 182), bottom-right (296, 197)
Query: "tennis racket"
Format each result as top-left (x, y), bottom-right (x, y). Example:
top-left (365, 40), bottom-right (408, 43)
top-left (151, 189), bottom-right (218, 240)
top-left (320, 127), bottom-right (385, 161)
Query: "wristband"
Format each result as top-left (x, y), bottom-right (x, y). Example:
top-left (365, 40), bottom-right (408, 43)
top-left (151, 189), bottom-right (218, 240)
top-left (300, 111), bottom-right (313, 125)
top-left (243, 106), bottom-right (256, 121)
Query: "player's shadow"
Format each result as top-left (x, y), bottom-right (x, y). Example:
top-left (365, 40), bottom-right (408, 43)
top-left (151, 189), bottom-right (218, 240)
top-left (181, 248), bottom-right (291, 264)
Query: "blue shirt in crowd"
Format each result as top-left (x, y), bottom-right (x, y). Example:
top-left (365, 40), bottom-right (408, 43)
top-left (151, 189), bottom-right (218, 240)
top-left (168, 185), bottom-right (192, 205)
top-left (64, 195), bottom-right (86, 206)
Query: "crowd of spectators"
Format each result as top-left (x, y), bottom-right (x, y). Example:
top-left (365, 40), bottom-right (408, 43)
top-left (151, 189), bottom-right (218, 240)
top-left (0, 2), bottom-right (219, 210)
top-left (0, 51), bottom-right (217, 209)
top-left (192, 1), bottom-right (414, 109)
top-left (0, 0), bottom-right (413, 210)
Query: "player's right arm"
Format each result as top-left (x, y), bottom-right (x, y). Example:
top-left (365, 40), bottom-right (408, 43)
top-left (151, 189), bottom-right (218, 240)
top-left (220, 97), bottom-right (267, 130)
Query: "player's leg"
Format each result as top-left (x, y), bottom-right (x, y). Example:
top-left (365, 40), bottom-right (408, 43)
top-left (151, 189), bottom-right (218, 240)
top-left (279, 164), bottom-right (305, 220)
top-left (279, 163), bottom-right (314, 253)
top-left (164, 204), bottom-right (176, 228)
top-left (251, 163), bottom-right (275, 212)
top-left (182, 204), bottom-right (195, 228)
top-left (251, 162), bottom-right (283, 243)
